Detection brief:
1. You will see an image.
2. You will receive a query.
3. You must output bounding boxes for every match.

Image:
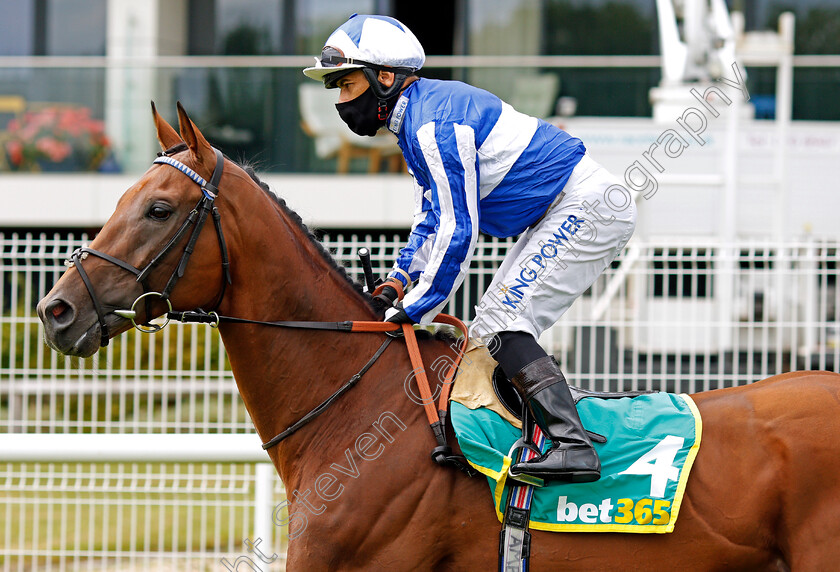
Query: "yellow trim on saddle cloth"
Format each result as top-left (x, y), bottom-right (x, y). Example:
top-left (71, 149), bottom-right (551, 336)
top-left (450, 345), bottom-right (704, 535)
top-left (465, 455), bottom-right (512, 486)
top-left (485, 393), bottom-right (703, 534)
top-left (666, 393), bottom-right (703, 531)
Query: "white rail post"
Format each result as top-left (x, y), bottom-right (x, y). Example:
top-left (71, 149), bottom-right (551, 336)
top-left (717, 71), bottom-right (740, 354)
top-left (253, 463), bottom-right (277, 557)
top-left (775, 13), bottom-right (796, 365)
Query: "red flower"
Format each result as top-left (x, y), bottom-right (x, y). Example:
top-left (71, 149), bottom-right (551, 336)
top-left (35, 137), bottom-right (72, 162)
top-left (5, 140), bottom-right (23, 166)
top-left (3, 105), bottom-right (112, 171)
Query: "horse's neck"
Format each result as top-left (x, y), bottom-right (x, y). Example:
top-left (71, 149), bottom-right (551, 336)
top-left (215, 198), bottom-right (428, 487)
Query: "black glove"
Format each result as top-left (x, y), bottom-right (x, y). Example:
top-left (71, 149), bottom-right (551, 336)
top-left (384, 303), bottom-right (415, 325)
top-left (377, 285), bottom-right (400, 306)
top-left (373, 277), bottom-right (403, 307)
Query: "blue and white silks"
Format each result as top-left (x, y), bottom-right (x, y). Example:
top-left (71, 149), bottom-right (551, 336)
top-left (386, 78), bottom-right (585, 324)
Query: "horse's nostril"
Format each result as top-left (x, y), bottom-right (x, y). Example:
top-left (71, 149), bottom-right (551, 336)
top-left (47, 299), bottom-right (75, 326)
top-left (51, 302), bottom-right (67, 318)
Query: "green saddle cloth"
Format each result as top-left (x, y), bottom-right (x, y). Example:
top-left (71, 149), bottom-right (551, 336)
top-left (450, 392), bottom-right (702, 533)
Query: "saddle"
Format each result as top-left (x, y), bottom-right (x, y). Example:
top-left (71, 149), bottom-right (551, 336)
top-left (454, 343), bottom-right (654, 446)
top-left (496, 365), bottom-right (654, 407)
top-left (448, 342), bottom-right (704, 571)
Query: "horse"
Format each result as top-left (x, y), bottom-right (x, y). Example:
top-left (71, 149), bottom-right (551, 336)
top-left (37, 103), bottom-right (840, 571)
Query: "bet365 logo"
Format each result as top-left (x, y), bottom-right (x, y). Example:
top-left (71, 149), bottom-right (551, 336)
top-left (557, 435), bottom-right (685, 525)
top-left (557, 496), bottom-right (673, 525)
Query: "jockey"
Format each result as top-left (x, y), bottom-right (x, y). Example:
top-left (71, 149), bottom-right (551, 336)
top-left (303, 14), bottom-right (636, 483)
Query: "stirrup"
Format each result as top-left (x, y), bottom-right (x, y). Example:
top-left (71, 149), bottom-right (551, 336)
top-left (506, 438), bottom-right (546, 488)
top-left (505, 407), bottom-right (546, 487)
top-left (509, 446), bottom-right (601, 483)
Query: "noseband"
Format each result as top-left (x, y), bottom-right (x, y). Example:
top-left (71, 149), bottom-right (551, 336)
top-left (67, 143), bottom-right (231, 346)
top-left (66, 145), bottom-right (474, 473)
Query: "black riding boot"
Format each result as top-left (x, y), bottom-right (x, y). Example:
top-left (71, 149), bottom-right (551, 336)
top-left (508, 356), bottom-right (600, 483)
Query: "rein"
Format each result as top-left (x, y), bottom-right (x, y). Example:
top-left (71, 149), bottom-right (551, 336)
top-left (170, 308), bottom-right (476, 475)
top-left (70, 146), bottom-right (474, 475)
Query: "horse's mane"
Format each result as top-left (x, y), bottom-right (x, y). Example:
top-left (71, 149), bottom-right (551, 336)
top-left (234, 162), bottom-right (390, 316)
top-left (167, 143), bottom-right (454, 342)
top-left (241, 163), bottom-right (455, 342)
top-left (239, 163), bottom-right (458, 343)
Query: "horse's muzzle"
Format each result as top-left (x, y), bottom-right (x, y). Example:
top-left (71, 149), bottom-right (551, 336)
top-left (37, 295), bottom-right (102, 357)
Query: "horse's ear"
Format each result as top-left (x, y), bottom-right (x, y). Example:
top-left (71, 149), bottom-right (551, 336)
top-left (176, 101), bottom-right (215, 167)
top-left (151, 101), bottom-right (182, 151)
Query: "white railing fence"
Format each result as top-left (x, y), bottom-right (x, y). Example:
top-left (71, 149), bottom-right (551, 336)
top-left (1, 232), bottom-right (838, 569)
top-left (0, 232), bottom-right (243, 436)
top-left (3, 232), bottom-right (839, 431)
top-left (0, 459), bottom-right (285, 572)
top-left (326, 232), bottom-right (839, 391)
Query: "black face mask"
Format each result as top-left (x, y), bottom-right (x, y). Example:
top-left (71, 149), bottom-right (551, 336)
top-left (335, 86), bottom-right (392, 137)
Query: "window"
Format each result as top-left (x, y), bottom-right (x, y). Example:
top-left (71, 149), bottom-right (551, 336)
top-left (45, 0), bottom-right (106, 55)
top-left (0, 1), bottom-right (35, 55)
top-left (187, 0), bottom-right (375, 56)
top-left (542, 0), bottom-right (656, 56)
top-left (189, 0), bottom-right (284, 55)
top-left (294, 0), bottom-right (376, 56)
top-left (0, 0), bottom-right (106, 56)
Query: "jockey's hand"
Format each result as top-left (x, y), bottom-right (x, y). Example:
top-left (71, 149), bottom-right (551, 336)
top-left (384, 303), bottom-right (414, 325)
top-left (379, 285), bottom-right (400, 306)
top-left (373, 277), bottom-right (404, 307)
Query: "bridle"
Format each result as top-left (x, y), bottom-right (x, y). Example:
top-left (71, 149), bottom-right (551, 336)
top-left (65, 146), bottom-right (474, 475)
top-left (66, 143), bottom-right (231, 346)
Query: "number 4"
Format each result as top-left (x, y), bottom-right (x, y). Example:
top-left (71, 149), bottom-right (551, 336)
top-left (618, 435), bottom-right (684, 498)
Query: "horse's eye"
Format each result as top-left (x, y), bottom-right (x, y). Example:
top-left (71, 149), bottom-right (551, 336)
top-left (148, 205), bottom-right (172, 221)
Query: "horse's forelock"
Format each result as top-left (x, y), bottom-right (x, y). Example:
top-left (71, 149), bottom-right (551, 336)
top-left (161, 142), bottom-right (188, 156)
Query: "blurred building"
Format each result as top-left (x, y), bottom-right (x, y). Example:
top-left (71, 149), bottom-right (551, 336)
top-left (0, 0), bottom-right (838, 235)
top-left (2, 5), bottom-right (839, 568)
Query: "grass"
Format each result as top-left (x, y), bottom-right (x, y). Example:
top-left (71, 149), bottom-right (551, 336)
top-left (0, 462), bottom-right (289, 570)
top-left (0, 275), bottom-right (291, 569)
top-left (1, 299), bottom-right (253, 434)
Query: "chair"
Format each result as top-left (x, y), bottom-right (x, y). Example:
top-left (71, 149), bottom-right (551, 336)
top-left (509, 74), bottom-right (560, 118)
top-left (0, 95), bottom-right (25, 117)
top-left (298, 84), bottom-right (403, 174)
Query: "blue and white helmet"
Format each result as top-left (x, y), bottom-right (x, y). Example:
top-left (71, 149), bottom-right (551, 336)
top-left (303, 14), bottom-right (425, 90)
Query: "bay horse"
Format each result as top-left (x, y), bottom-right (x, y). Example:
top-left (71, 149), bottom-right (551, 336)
top-left (37, 104), bottom-right (840, 571)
